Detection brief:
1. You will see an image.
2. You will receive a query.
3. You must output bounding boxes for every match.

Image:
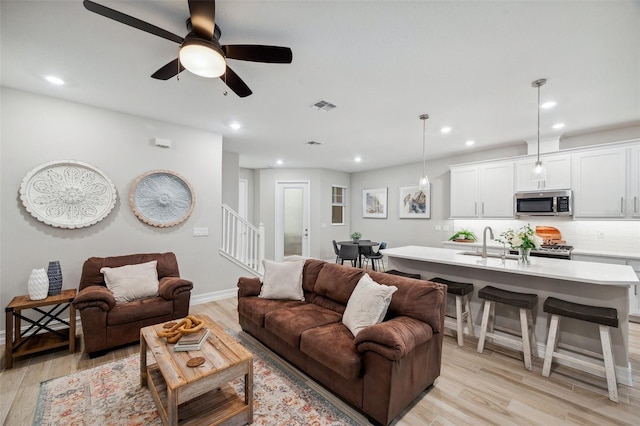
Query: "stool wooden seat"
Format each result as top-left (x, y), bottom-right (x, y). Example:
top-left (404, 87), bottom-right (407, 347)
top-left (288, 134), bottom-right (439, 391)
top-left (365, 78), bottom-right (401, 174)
top-left (477, 286), bottom-right (538, 370)
top-left (431, 277), bottom-right (474, 346)
top-left (542, 297), bottom-right (619, 402)
top-left (384, 270), bottom-right (421, 279)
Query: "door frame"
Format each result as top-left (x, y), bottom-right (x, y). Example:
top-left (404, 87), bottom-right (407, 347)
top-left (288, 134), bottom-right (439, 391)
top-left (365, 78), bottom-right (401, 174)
top-left (275, 181), bottom-right (310, 261)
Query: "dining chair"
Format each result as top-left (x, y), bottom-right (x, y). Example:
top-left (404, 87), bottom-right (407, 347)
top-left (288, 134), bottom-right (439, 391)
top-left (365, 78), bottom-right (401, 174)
top-left (363, 241), bottom-right (387, 271)
top-left (338, 244), bottom-right (360, 267)
top-left (332, 240), bottom-right (342, 264)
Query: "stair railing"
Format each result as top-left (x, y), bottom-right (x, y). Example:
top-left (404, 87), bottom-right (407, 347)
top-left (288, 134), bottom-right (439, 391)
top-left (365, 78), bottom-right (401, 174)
top-left (221, 204), bottom-right (264, 276)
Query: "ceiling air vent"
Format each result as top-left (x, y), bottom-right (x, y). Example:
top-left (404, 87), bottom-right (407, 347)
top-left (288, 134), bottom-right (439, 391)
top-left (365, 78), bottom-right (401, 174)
top-left (310, 99), bottom-right (336, 112)
top-left (306, 141), bottom-right (322, 146)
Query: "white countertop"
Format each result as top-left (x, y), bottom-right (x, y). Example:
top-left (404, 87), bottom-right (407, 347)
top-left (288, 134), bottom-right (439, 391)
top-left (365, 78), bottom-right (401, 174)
top-left (441, 240), bottom-right (640, 261)
top-left (382, 245), bottom-right (639, 286)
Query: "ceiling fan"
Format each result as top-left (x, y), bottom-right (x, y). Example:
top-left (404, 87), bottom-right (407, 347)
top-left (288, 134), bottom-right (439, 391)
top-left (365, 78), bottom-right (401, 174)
top-left (83, 0), bottom-right (293, 97)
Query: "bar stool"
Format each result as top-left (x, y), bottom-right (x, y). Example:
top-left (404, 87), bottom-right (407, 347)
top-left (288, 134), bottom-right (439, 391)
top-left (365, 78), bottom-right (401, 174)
top-left (477, 286), bottom-right (538, 371)
top-left (430, 277), bottom-right (474, 347)
top-left (542, 297), bottom-right (619, 402)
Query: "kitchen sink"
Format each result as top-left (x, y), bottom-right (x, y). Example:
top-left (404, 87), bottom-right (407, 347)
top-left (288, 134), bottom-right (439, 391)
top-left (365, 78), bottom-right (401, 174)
top-left (458, 251), bottom-right (519, 260)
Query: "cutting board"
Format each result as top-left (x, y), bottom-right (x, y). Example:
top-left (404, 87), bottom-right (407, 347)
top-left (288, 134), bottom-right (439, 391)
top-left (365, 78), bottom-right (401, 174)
top-left (535, 226), bottom-right (565, 244)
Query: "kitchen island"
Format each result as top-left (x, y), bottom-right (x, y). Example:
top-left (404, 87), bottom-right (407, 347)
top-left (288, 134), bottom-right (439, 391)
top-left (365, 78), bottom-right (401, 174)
top-left (381, 245), bottom-right (639, 385)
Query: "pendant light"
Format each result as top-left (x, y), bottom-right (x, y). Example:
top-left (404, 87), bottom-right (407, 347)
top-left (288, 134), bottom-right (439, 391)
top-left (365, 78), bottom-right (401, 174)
top-left (531, 78), bottom-right (547, 181)
top-left (418, 114), bottom-right (430, 190)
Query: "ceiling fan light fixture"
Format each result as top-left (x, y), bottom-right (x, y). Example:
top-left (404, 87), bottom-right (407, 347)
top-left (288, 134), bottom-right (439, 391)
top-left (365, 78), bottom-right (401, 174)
top-left (179, 36), bottom-right (226, 78)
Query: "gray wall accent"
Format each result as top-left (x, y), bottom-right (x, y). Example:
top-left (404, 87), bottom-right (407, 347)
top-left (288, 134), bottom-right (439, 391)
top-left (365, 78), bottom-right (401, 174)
top-left (222, 151), bottom-right (239, 210)
top-left (1, 88), bottom-right (248, 329)
top-left (253, 168), bottom-right (350, 261)
top-left (350, 145), bottom-right (527, 248)
top-left (560, 124), bottom-right (640, 150)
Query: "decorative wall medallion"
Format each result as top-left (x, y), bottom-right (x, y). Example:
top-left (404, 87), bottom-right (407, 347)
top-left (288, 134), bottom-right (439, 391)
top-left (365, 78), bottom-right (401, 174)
top-left (129, 170), bottom-right (195, 227)
top-left (19, 160), bottom-right (118, 229)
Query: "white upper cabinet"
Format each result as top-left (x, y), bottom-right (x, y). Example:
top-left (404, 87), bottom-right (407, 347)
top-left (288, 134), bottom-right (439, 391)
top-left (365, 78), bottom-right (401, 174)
top-left (515, 154), bottom-right (571, 191)
top-left (630, 145), bottom-right (640, 218)
top-left (572, 147), bottom-right (627, 218)
top-left (450, 162), bottom-right (514, 218)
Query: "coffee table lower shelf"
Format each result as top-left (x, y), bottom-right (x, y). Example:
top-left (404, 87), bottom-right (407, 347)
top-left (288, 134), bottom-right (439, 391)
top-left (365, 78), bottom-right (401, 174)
top-left (147, 365), bottom-right (250, 426)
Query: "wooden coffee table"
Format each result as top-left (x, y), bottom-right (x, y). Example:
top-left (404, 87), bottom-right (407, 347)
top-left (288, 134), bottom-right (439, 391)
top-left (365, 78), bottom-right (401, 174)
top-left (140, 314), bottom-right (253, 425)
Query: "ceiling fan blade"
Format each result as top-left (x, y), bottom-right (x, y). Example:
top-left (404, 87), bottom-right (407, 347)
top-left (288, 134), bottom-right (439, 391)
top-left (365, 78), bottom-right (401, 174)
top-left (83, 0), bottom-right (184, 44)
top-left (223, 45), bottom-right (293, 63)
top-left (151, 58), bottom-right (186, 80)
top-left (222, 66), bottom-right (252, 98)
top-left (188, 0), bottom-right (216, 39)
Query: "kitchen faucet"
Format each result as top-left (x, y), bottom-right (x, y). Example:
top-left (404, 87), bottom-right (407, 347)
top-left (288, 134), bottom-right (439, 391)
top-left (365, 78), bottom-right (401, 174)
top-left (482, 226), bottom-right (494, 258)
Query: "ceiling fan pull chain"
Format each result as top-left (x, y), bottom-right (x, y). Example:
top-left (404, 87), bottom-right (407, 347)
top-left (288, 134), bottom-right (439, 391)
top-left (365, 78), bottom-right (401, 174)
top-left (177, 48), bottom-right (180, 81)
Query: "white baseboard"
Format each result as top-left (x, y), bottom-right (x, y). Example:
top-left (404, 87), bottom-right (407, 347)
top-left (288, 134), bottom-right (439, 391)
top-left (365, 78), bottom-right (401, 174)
top-left (0, 288), bottom-right (237, 346)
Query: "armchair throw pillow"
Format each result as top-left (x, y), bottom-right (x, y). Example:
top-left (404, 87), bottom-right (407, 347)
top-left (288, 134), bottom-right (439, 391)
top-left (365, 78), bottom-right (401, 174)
top-left (100, 260), bottom-right (159, 304)
top-left (343, 273), bottom-right (397, 337)
top-left (259, 259), bottom-right (305, 301)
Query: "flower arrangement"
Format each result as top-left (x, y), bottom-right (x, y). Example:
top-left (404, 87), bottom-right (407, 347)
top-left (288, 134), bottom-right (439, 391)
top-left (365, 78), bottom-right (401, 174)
top-left (497, 224), bottom-right (543, 250)
top-left (350, 231), bottom-right (362, 242)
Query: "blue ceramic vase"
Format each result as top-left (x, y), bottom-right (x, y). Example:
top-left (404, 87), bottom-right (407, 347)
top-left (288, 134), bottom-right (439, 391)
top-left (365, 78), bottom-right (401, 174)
top-left (47, 261), bottom-right (63, 295)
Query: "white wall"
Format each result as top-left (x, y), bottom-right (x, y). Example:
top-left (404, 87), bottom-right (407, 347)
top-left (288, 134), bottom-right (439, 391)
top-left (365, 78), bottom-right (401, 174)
top-left (1, 88), bottom-right (248, 333)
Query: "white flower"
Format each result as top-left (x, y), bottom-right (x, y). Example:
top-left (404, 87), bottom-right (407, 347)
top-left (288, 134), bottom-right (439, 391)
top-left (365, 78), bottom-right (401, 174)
top-left (511, 236), bottom-right (523, 247)
top-left (532, 234), bottom-right (544, 249)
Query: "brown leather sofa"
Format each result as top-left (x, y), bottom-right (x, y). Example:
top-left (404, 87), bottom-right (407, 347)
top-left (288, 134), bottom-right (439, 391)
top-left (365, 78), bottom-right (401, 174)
top-left (73, 252), bottom-right (193, 356)
top-left (237, 259), bottom-right (446, 425)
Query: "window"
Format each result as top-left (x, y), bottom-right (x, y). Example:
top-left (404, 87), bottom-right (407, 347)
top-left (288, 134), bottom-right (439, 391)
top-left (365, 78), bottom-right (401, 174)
top-left (331, 186), bottom-right (347, 225)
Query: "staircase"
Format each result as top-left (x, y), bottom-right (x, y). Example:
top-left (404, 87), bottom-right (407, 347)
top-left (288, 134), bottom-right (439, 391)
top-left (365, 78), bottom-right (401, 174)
top-left (220, 204), bottom-right (264, 277)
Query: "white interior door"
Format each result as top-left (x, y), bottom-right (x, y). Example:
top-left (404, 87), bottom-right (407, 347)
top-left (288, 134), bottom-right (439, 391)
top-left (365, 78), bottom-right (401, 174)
top-left (237, 179), bottom-right (249, 262)
top-left (275, 181), bottom-right (310, 261)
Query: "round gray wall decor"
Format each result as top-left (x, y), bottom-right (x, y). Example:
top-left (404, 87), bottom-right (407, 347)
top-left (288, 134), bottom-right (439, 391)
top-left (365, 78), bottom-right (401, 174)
top-left (19, 160), bottom-right (118, 229)
top-left (129, 170), bottom-right (195, 227)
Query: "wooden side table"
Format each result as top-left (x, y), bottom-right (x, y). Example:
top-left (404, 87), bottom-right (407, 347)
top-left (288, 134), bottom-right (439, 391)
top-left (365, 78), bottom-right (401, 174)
top-left (4, 289), bottom-right (76, 369)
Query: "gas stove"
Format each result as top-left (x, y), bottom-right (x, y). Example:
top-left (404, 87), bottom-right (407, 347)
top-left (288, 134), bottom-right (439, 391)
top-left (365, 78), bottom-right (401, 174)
top-left (510, 244), bottom-right (574, 260)
top-left (532, 244), bottom-right (574, 260)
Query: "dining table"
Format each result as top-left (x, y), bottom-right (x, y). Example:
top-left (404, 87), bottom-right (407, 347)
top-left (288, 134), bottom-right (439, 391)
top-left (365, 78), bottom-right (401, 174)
top-left (336, 240), bottom-right (380, 269)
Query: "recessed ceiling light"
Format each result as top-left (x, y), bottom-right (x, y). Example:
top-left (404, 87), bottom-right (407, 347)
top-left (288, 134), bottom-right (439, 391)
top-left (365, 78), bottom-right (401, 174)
top-left (354, 157), bottom-right (362, 163)
top-left (229, 121), bottom-right (241, 130)
top-left (552, 123), bottom-right (565, 129)
top-left (540, 101), bottom-right (556, 109)
top-left (276, 159), bottom-right (283, 165)
top-left (440, 126), bottom-right (452, 134)
top-left (44, 75), bottom-right (65, 85)
top-left (465, 140), bottom-right (475, 146)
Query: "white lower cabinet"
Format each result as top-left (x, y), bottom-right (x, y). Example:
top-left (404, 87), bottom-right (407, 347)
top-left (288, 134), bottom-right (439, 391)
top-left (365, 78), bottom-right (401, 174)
top-left (572, 253), bottom-right (640, 321)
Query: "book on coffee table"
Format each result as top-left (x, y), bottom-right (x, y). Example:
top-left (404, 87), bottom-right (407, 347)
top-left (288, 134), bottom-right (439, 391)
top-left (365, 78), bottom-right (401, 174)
top-left (174, 328), bottom-right (210, 351)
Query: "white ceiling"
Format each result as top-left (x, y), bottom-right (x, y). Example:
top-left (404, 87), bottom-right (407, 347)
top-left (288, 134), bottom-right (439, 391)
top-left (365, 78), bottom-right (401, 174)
top-left (2, 1), bottom-right (639, 172)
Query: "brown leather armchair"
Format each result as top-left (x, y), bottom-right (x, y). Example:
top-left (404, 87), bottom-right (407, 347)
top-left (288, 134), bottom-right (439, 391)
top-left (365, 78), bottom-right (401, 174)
top-left (73, 252), bottom-right (193, 356)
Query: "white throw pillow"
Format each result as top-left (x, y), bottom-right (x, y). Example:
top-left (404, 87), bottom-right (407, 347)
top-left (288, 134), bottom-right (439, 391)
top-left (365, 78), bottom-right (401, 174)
top-left (342, 273), bottom-right (398, 337)
top-left (101, 260), bottom-right (159, 304)
top-left (259, 259), bottom-right (305, 301)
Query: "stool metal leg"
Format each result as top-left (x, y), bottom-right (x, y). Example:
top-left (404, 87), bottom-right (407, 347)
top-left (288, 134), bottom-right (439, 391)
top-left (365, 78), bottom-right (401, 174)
top-left (464, 295), bottom-right (474, 338)
top-left (542, 314), bottom-right (560, 377)
top-left (599, 324), bottom-right (618, 402)
top-left (519, 308), bottom-right (533, 371)
top-left (455, 295), bottom-right (464, 346)
top-left (477, 300), bottom-right (494, 353)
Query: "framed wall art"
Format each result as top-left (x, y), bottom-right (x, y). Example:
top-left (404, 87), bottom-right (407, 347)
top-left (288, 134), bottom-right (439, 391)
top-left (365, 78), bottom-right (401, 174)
top-left (399, 185), bottom-right (430, 218)
top-left (19, 160), bottom-right (117, 229)
top-left (129, 170), bottom-right (195, 227)
top-left (362, 187), bottom-right (387, 218)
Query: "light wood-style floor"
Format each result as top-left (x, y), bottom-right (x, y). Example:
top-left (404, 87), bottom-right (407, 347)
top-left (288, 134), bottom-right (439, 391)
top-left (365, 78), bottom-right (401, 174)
top-left (2, 298), bottom-right (640, 425)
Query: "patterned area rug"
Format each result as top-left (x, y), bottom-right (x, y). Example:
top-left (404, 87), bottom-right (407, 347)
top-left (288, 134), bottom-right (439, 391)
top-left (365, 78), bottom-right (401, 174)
top-left (34, 332), bottom-right (359, 425)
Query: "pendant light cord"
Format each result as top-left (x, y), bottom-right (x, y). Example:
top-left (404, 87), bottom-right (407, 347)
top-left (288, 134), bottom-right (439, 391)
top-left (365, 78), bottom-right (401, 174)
top-left (422, 117), bottom-right (426, 177)
top-left (537, 82), bottom-right (541, 163)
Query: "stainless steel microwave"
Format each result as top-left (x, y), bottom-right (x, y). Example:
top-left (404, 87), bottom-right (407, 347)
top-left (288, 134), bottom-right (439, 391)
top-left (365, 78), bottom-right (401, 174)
top-left (515, 190), bottom-right (572, 216)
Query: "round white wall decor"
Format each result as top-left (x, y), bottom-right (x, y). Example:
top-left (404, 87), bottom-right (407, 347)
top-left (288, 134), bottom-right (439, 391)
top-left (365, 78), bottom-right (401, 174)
top-left (19, 160), bottom-right (118, 229)
top-left (129, 170), bottom-right (195, 227)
